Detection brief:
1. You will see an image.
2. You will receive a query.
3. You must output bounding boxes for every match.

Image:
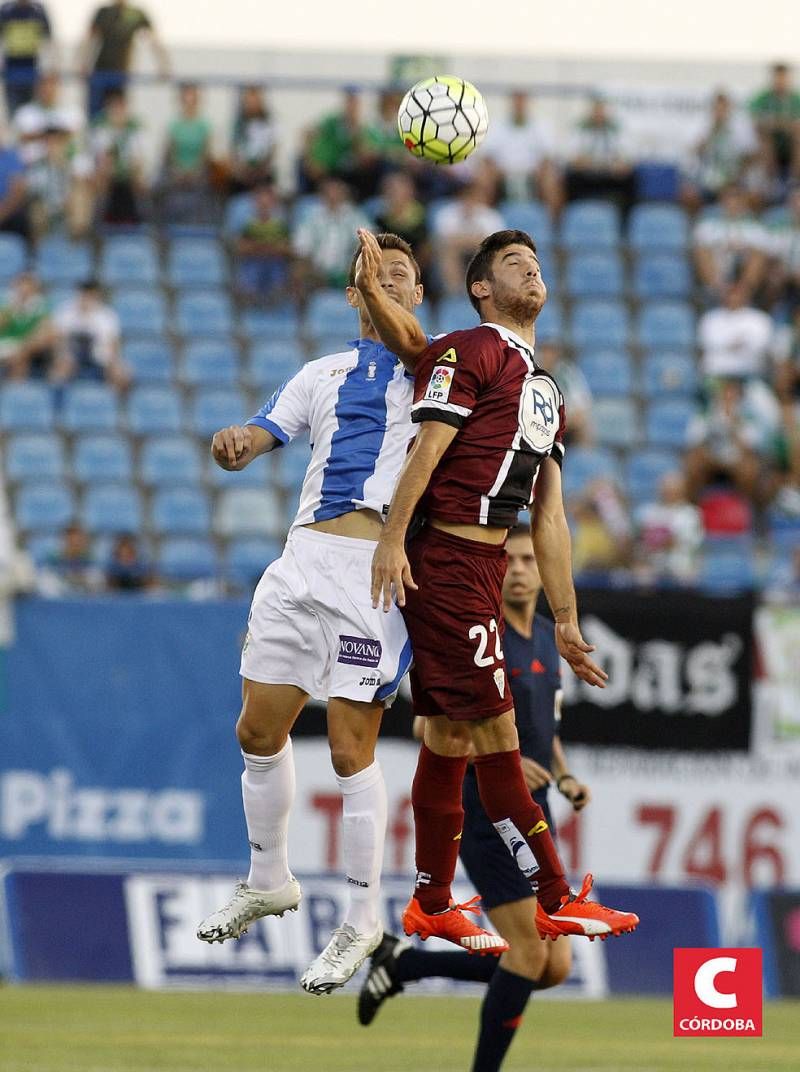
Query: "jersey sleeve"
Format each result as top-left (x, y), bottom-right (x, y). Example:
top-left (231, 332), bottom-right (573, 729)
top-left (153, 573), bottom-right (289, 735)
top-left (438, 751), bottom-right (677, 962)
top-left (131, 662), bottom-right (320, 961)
top-left (550, 393), bottom-right (567, 468)
top-left (246, 365), bottom-right (311, 446)
top-left (411, 329), bottom-right (492, 428)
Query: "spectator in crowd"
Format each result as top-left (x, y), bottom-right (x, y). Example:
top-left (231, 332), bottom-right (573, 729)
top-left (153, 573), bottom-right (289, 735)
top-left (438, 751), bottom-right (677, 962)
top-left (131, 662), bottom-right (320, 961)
top-left (229, 84), bottom-right (277, 193)
top-left (773, 305), bottom-right (800, 494)
top-left (432, 179), bottom-right (505, 294)
top-left (571, 477), bottom-right (633, 575)
top-left (233, 181), bottom-right (292, 302)
top-left (692, 183), bottom-right (769, 303)
top-left (0, 270), bottom-right (54, 378)
top-left (28, 120), bottom-right (94, 239)
top-left (90, 88), bottom-right (146, 224)
top-left (0, 0), bottom-right (53, 115)
top-left (564, 94), bottom-right (635, 214)
top-left (373, 170), bottom-right (432, 290)
top-left (634, 471), bottom-right (703, 584)
top-left (0, 126), bottom-right (28, 237)
top-left (51, 279), bottom-right (129, 388)
top-left (366, 85), bottom-right (409, 176)
top-left (697, 279), bottom-right (775, 380)
top-left (105, 533), bottom-right (150, 591)
top-left (749, 62), bottom-right (800, 186)
top-left (37, 522), bottom-right (103, 596)
top-left (160, 82), bottom-right (214, 223)
top-left (682, 90), bottom-right (758, 211)
top-left (78, 0), bottom-right (169, 119)
top-left (534, 340), bottom-right (593, 446)
top-left (764, 183), bottom-right (800, 309)
top-left (300, 87), bottom-right (381, 200)
top-left (291, 176), bottom-right (371, 290)
top-left (13, 72), bottom-right (83, 165)
top-left (481, 89), bottom-right (563, 215)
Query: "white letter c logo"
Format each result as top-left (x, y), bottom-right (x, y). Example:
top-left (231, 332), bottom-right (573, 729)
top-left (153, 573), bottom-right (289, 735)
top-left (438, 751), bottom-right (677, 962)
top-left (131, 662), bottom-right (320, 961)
top-left (694, 957), bottom-right (737, 1009)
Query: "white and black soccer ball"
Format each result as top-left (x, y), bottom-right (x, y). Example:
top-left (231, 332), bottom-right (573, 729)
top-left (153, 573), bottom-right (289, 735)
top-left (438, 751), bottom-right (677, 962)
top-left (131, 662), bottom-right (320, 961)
top-left (397, 75), bottom-right (489, 165)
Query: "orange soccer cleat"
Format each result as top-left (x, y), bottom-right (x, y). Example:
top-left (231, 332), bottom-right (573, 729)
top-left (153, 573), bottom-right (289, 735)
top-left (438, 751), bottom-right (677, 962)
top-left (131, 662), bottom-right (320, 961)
top-left (535, 873), bottom-right (639, 941)
top-left (402, 894), bottom-right (509, 955)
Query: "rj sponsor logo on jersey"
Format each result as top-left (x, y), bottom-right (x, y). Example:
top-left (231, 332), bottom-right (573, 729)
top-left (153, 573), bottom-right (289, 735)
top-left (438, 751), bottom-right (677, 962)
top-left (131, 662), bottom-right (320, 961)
top-left (423, 364), bottom-right (455, 404)
top-left (519, 375), bottom-right (559, 452)
top-left (673, 948), bottom-right (762, 1037)
top-left (337, 635), bottom-right (382, 667)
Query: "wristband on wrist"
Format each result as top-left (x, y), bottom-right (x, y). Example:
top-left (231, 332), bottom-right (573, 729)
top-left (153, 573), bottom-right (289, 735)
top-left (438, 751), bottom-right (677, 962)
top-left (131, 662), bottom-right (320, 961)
top-left (556, 773), bottom-right (576, 791)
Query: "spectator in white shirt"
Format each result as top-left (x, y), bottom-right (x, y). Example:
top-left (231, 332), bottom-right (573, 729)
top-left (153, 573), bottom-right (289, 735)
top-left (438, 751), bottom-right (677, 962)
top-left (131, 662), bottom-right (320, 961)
top-left (564, 94), bottom-right (636, 215)
top-left (13, 72), bottom-right (83, 165)
top-left (481, 90), bottom-right (563, 215)
top-left (682, 90), bottom-right (757, 212)
top-left (291, 176), bottom-right (371, 291)
top-left (51, 279), bottom-right (129, 388)
top-left (698, 281), bottom-right (775, 380)
top-left (635, 471), bottom-right (703, 583)
top-left (692, 183), bottom-right (769, 302)
top-left (432, 180), bottom-right (505, 294)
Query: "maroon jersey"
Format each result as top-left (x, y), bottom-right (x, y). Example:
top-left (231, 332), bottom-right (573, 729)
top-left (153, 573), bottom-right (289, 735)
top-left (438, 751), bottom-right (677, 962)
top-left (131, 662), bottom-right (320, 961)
top-left (411, 323), bottom-right (566, 527)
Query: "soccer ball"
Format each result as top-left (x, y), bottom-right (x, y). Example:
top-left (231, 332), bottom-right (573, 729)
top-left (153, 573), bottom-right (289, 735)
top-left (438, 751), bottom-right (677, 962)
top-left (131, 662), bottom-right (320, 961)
top-left (397, 75), bottom-right (489, 165)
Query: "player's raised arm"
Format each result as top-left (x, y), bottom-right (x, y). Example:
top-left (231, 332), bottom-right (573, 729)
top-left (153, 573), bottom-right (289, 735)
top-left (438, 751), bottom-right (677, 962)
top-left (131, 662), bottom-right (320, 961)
top-left (354, 228), bottom-right (429, 370)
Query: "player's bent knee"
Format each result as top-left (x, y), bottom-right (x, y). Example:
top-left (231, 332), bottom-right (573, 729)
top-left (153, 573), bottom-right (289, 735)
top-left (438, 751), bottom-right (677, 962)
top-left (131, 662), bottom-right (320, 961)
top-left (235, 711), bottom-right (288, 756)
top-left (328, 743), bottom-right (374, 778)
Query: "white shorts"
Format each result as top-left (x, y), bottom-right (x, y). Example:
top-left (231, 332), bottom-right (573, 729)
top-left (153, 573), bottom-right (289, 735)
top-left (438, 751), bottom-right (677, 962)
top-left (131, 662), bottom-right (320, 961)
top-left (240, 526), bottom-right (411, 707)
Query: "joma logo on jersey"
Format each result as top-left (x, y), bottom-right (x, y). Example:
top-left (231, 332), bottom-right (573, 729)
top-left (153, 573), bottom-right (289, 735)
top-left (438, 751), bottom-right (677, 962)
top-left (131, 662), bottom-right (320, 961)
top-left (423, 364), bottom-right (454, 404)
top-left (338, 635), bottom-right (382, 667)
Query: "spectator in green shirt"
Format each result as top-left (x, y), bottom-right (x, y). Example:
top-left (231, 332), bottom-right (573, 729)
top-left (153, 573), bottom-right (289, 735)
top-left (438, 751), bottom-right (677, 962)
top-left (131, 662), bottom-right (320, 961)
top-left (301, 87), bottom-right (382, 201)
top-left (233, 182), bottom-right (292, 302)
top-left (90, 87), bottom-right (146, 224)
top-left (0, 271), bottom-right (55, 379)
top-left (749, 62), bottom-right (800, 184)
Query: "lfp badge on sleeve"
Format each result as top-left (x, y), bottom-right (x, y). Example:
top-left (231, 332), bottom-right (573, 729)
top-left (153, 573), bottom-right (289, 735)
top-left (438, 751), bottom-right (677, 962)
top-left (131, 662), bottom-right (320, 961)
top-left (673, 948), bottom-right (762, 1037)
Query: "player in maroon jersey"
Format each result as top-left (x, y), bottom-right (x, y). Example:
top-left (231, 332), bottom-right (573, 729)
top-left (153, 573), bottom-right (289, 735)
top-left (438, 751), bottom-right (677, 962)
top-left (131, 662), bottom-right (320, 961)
top-left (358, 227), bottom-right (639, 952)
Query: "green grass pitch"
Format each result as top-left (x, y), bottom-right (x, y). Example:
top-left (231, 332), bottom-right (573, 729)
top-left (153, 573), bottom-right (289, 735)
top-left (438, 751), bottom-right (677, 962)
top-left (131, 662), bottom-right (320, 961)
top-left (0, 987), bottom-right (798, 1072)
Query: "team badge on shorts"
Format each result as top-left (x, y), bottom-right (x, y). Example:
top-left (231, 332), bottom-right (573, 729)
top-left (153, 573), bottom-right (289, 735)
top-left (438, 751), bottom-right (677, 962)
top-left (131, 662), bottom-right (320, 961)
top-left (493, 667), bottom-right (505, 697)
top-left (424, 365), bottom-right (455, 404)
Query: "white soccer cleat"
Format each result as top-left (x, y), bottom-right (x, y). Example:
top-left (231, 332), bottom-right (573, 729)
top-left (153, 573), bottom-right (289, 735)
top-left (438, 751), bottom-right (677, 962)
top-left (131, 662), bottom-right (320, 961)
top-left (196, 877), bottom-right (301, 943)
top-left (300, 923), bottom-right (383, 995)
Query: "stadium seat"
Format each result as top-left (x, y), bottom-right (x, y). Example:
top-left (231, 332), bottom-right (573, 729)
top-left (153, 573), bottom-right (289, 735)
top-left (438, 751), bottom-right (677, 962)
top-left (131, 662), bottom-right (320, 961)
top-left (207, 458), bottom-right (269, 489)
top-left (632, 253), bottom-right (691, 299)
top-left (498, 200), bottom-right (554, 246)
top-left (99, 235), bottom-right (160, 286)
top-left (72, 434), bottom-right (133, 483)
top-left (628, 203), bottom-right (689, 251)
top-left (181, 339), bottom-right (241, 387)
top-left (276, 445), bottom-right (312, 490)
top-left (225, 537), bottom-right (283, 585)
top-left (699, 545), bottom-right (757, 593)
top-left (176, 290), bottom-right (234, 336)
top-left (127, 386), bottom-right (183, 436)
top-left (292, 194), bottom-right (321, 227)
top-left (25, 533), bottom-right (61, 566)
top-left (645, 398), bottom-right (695, 448)
top-left (60, 383), bottom-right (120, 433)
top-left (158, 537), bottom-right (218, 581)
top-left (0, 233), bottom-right (27, 279)
top-left (240, 306), bottom-right (301, 340)
top-left (223, 191), bottom-right (255, 237)
top-left (434, 294), bottom-right (476, 334)
top-left (190, 388), bottom-right (247, 438)
top-left (0, 383), bottom-right (55, 432)
top-left (306, 289), bottom-right (360, 339)
top-left (640, 351), bottom-right (698, 398)
top-left (559, 446), bottom-right (616, 499)
top-left (15, 482), bottom-right (75, 532)
top-left (576, 349), bottom-right (634, 395)
top-left (5, 434), bottom-right (65, 482)
top-left (247, 340), bottom-right (305, 390)
top-left (565, 252), bottom-right (624, 298)
top-left (570, 300), bottom-right (630, 348)
top-left (534, 299), bottom-right (563, 343)
top-left (633, 162), bottom-right (680, 202)
top-left (151, 487), bottom-right (211, 536)
top-left (123, 337), bottom-right (176, 383)
top-left (166, 238), bottom-right (227, 287)
top-left (636, 301), bottom-right (696, 350)
top-left (561, 200), bottom-right (620, 249)
top-left (140, 435), bottom-right (203, 487)
top-left (35, 238), bottom-right (93, 284)
top-left (625, 449), bottom-right (681, 503)
top-left (112, 288), bottom-right (168, 335)
top-left (592, 397), bottom-right (641, 448)
top-left (215, 487), bottom-right (284, 538)
top-left (81, 483), bottom-right (142, 535)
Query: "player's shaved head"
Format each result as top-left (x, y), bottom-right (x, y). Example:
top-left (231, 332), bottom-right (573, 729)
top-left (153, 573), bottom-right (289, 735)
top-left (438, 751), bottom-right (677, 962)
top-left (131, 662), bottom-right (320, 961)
top-left (347, 232), bottom-right (421, 287)
top-left (466, 229), bottom-right (538, 313)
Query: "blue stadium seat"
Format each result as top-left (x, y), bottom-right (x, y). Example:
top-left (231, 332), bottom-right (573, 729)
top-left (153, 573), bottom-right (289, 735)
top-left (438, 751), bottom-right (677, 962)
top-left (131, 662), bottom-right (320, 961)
top-left (73, 434), bottom-right (133, 483)
top-left (208, 459), bottom-right (269, 489)
top-left (215, 487), bottom-right (284, 538)
top-left (570, 300), bottom-right (630, 348)
top-left (276, 445), bottom-right (312, 490)
top-left (112, 288), bottom-right (167, 335)
top-left (35, 238), bottom-right (93, 284)
top-left (498, 200), bottom-right (554, 246)
top-left (628, 203), bottom-right (689, 251)
top-left (127, 386), bottom-right (183, 436)
top-left (5, 434), bottom-right (65, 482)
top-left (0, 233), bottom-right (27, 279)
top-left (158, 537), bottom-right (218, 581)
top-left (565, 252), bottom-right (624, 298)
top-left (640, 351), bottom-right (698, 398)
top-left (225, 537), bottom-right (283, 585)
top-left (592, 397), bottom-right (640, 448)
top-left (99, 235), bottom-right (160, 286)
top-left (181, 339), bottom-right (241, 387)
top-left (151, 487), bottom-right (211, 536)
top-left (534, 299), bottom-right (564, 343)
top-left (223, 191), bottom-right (255, 237)
top-left (190, 388), bottom-right (246, 438)
top-left (25, 533), bottom-right (62, 566)
top-left (645, 398), bottom-right (695, 448)
top-left (576, 349), bottom-right (634, 395)
top-left (625, 449), bottom-right (681, 503)
top-left (60, 384), bottom-right (119, 433)
top-left (436, 294), bottom-right (477, 333)
top-left (306, 289), bottom-right (359, 339)
top-left (166, 238), bottom-right (227, 287)
top-left (82, 483), bottom-right (142, 535)
top-left (292, 194), bottom-right (321, 227)
top-left (241, 306), bottom-right (301, 341)
top-left (699, 546), bottom-right (757, 593)
top-left (15, 482), bottom-right (75, 532)
top-left (0, 383), bottom-right (55, 431)
top-left (561, 200), bottom-right (620, 249)
top-left (176, 290), bottom-right (234, 336)
top-left (632, 253), bottom-right (691, 299)
top-left (636, 301), bottom-right (696, 349)
top-left (123, 337), bottom-right (176, 383)
top-left (560, 446), bottom-right (616, 499)
top-left (140, 435), bottom-right (203, 487)
top-left (247, 341), bottom-right (305, 390)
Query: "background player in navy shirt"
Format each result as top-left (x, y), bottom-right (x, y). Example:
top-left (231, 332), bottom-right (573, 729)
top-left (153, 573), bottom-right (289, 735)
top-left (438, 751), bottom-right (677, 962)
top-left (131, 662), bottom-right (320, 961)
top-left (358, 524), bottom-right (591, 1072)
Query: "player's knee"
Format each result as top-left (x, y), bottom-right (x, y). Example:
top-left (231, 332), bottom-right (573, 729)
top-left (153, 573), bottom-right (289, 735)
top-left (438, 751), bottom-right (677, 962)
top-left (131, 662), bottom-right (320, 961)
top-left (503, 935), bottom-right (548, 982)
top-left (235, 710), bottom-right (285, 755)
top-left (328, 742), bottom-right (372, 778)
top-left (538, 945), bottom-right (572, 989)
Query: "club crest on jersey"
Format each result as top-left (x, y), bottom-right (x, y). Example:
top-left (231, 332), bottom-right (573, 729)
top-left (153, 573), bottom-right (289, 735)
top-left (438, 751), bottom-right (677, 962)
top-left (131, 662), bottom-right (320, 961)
top-left (493, 667), bottom-right (506, 696)
top-left (338, 634), bottom-right (382, 667)
top-left (424, 364), bottom-right (455, 404)
top-left (520, 375), bottom-right (559, 452)
top-left (366, 360), bottom-right (377, 380)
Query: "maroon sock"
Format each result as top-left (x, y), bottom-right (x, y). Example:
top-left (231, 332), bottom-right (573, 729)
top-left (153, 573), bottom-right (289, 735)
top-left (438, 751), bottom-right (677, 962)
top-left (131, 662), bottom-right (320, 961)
top-left (473, 749), bottom-right (570, 913)
top-left (411, 744), bottom-right (469, 914)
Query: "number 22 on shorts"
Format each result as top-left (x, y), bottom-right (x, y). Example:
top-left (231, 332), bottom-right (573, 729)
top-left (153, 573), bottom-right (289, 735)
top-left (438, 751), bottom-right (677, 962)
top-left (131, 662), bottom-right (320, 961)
top-left (469, 618), bottom-right (503, 666)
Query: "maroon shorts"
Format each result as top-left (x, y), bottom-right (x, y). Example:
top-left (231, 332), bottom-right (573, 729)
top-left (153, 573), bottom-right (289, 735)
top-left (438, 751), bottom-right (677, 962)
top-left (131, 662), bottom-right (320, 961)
top-left (402, 525), bottom-right (513, 721)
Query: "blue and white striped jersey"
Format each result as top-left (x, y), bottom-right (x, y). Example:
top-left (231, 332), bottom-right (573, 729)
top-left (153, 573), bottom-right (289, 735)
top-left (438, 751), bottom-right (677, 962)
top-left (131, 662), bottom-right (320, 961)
top-left (247, 338), bottom-right (418, 530)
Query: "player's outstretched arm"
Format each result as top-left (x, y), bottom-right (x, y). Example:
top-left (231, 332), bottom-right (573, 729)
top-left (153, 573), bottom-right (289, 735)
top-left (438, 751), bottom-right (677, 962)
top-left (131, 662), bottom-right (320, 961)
top-left (210, 424), bottom-right (276, 471)
top-left (355, 228), bottom-right (429, 370)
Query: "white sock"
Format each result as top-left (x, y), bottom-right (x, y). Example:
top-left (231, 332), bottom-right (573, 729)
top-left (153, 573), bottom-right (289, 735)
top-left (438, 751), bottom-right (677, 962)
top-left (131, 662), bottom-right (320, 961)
top-left (337, 761), bottom-right (387, 935)
top-left (241, 739), bottom-right (295, 891)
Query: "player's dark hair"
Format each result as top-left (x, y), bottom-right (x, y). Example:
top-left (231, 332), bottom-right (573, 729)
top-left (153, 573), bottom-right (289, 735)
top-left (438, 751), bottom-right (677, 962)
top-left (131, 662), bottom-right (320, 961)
top-left (465, 229), bottom-right (538, 313)
top-left (347, 232), bottom-right (421, 287)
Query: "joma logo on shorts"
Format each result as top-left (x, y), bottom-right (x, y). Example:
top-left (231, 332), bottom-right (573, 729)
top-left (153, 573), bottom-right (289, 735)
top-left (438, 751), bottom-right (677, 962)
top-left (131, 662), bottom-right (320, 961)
top-left (338, 635), bottom-right (382, 667)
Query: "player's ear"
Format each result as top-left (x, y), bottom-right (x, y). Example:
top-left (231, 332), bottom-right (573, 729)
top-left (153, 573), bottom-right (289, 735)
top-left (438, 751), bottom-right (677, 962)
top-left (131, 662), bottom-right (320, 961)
top-left (413, 283), bottom-right (424, 305)
top-left (345, 286), bottom-right (360, 309)
top-left (470, 279), bottom-right (490, 302)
